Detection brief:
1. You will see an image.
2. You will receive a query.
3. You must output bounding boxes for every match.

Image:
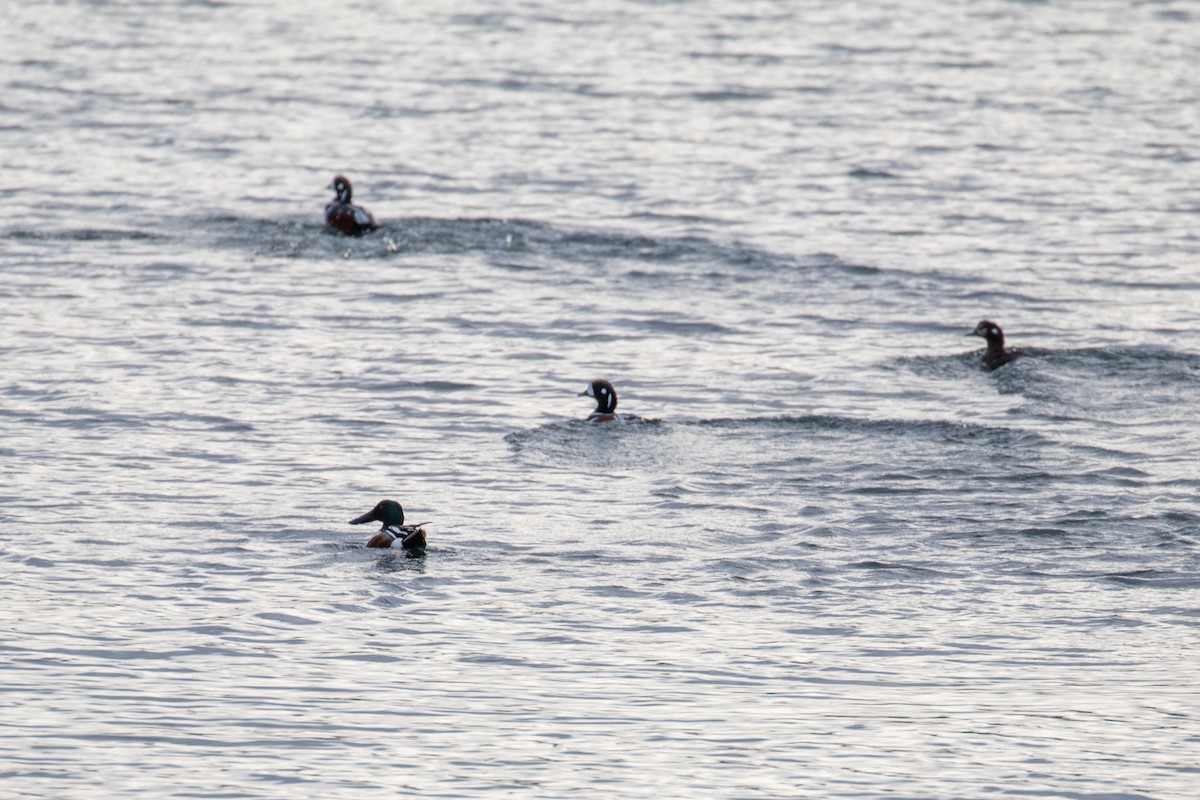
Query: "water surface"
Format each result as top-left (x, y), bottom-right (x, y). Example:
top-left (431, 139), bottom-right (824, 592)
top-left (2, 1), bottom-right (1199, 798)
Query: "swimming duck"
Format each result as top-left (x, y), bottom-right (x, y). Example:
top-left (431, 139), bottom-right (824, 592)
top-left (968, 320), bottom-right (1023, 370)
top-left (578, 379), bottom-right (640, 422)
top-left (349, 499), bottom-right (427, 554)
top-left (325, 175), bottom-right (378, 236)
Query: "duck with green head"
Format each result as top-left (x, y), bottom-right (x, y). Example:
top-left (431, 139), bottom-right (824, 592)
top-left (349, 499), bottom-right (427, 555)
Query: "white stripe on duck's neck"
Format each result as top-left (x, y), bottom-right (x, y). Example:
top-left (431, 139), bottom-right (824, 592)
top-left (587, 380), bottom-right (617, 414)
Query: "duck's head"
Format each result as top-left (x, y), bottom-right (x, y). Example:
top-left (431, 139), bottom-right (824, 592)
top-left (327, 175), bottom-right (353, 204)
top-left (969, 320), bottom-right (1005, 348)
top-left (578, 379), bottom-right (618, 415)
top-left (349, 499), bottom-right (404, 528)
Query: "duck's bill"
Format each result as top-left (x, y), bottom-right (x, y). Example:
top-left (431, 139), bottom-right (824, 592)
top-left (348, 511), bottom-right (376, 525)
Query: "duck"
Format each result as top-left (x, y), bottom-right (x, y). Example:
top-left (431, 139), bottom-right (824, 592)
top-left (324, 175), bottom-right (378, 236)
top-left (578, 379), bottom-right (640, 422)
top-left (968, 320), bottom-right (1023, 370)
top-left (348, 499), bottom-right (427, 554)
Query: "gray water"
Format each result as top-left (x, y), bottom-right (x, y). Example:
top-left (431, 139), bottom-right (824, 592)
top-left (3, 1), bottom-right (1199, 798)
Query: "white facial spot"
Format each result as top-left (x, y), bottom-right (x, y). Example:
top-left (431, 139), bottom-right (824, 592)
top-left (600, 387), bottom-right (608, 395)
top-left (990, 327), bottom-right (999, 336)
top-left (584, 384), bottom-right (594, 397)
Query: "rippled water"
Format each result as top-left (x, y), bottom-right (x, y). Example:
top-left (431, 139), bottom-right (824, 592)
top-left (3, 1), bottom-right (1199, 798)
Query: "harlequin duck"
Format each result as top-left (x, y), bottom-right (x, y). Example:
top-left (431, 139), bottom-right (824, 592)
top-left (968, 320), bottom-right (1023, 371)
top-left (325, 175), bottom-right (378, 236)
top-left (349, 499), bottom-right (427, 555)
top-left (578, 379), bottom-right (641, 423)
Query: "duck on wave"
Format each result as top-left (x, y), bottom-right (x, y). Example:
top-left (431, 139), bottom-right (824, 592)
top-left (968, 320), bottom-right (1024, 371)
top-left (349, 499), bottom-right (427, 555)
top-left (578, 379), bottom-right (643, 423)
top-left (325, 175), bottom-right (378, 236)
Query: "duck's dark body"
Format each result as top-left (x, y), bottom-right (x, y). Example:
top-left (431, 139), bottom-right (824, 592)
top-left (325, 175), bottom-right (377, 236)
top-left (970, 320), bottom-right (1023, 371)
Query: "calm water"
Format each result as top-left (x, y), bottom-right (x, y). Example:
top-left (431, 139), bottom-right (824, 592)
top-left (3, 1), bottom-right (1199, 798)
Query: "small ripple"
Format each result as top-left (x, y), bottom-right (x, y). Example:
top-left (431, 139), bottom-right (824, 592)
top-left (1104, 571), bottom-right (1200, 589)
top-left (5, 228), bottom-right (167, 242)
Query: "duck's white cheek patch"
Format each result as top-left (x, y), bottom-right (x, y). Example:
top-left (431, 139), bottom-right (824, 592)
top-left (585, 385), bottom-right (595, 397)
top-left (990, 328), bottom-right (999, 336)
